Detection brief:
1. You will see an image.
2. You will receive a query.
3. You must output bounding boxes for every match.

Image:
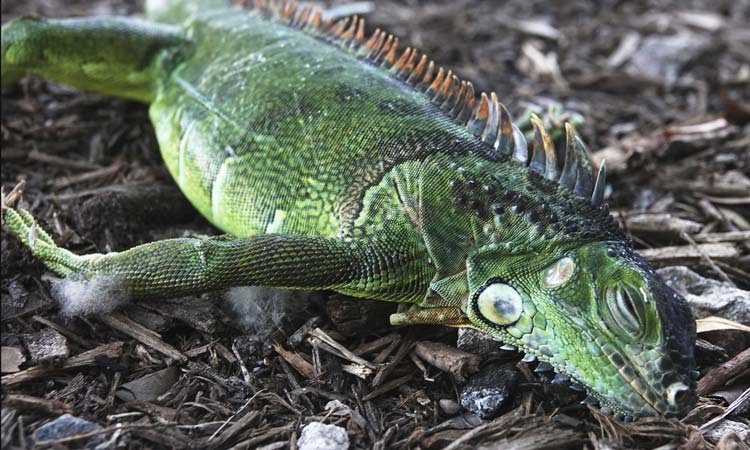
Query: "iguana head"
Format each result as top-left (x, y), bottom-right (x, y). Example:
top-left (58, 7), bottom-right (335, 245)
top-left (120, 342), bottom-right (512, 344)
top-left (465, 239), bottom-right (697, 419)
top-left (419, 106), bottom-right (699, 419)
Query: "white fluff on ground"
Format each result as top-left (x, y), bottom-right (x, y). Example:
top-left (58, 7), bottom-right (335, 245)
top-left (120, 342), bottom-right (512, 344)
top-left (51, 275), bottom-right (128, 317)
top-left (223, 286), bottom-right (312, 339)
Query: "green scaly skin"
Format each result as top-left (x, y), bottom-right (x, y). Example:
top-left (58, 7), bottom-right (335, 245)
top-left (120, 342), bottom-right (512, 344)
top-left (1, 0), bottom-right (696, 419)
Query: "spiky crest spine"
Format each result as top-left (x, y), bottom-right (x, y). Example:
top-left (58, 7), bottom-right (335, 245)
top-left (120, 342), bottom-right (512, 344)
top-left (238, 0), bottom-right (607, 206)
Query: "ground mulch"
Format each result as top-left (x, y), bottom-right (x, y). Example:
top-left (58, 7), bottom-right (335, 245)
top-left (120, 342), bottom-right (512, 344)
top-left (1, 0), bottom-right (748, 449)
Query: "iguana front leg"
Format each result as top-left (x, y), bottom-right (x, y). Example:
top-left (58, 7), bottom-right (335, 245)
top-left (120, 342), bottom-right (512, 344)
top-left (3, 205), bottom-right (430, 305)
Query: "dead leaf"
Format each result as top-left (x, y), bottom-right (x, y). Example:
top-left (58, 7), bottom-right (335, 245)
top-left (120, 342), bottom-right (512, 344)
top-left (696, 317), bottom-right (750, 334)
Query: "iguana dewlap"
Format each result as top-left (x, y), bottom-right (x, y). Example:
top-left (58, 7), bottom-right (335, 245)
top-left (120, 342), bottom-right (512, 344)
top-left (0, 0), bottom-right (697, 420)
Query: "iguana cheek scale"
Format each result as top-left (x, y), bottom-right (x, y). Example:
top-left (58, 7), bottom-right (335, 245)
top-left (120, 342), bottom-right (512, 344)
top-left (1, 0), bottom-right (697, 420)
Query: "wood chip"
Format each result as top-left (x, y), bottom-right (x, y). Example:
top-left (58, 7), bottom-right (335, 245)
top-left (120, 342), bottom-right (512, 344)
top-left (372, 338), bottom-right (413, 387)
top-left (698, 347), bottom-right (750, 396)
top-left (640, 243), bottom-right (739, 267)
top-left (340, 363), bottom-right (374, 379)
top-left (21, 328), bottom-right (69, 365)
top-left (413, 341), bottom-right (481, 383)
top-left (692, 230), bottom-right (750, 243)
top-left (3, 394), bottom-right (72, 416)
top-left (100, 313), bottom-right (186, 362)
top-left (353, 333), bottom-right (399, 357)
top-left (621, 213), bottom-right (702, 235)
top-left (307, 328), bottom-right (376, 369)
top-left (116, 366), bottom-right (180, 402)
top-left (607, 32), bottom-right (641, 68)
top-left (51, 160), bottom-right (126, 190)
top-left (208, 410), bottom-right (260, 450)
top-left (224, 424), bottom-right (293, 450)
top-left (125, 401), bottom-right (178, 423)
top-left (31, 315), bottom-right (93, 348)
top-left (273, 342), bottom-right (314, 379)
top-left (1, 341), bottom-right (124, 387)
top-left (696, 317), bottom-right (750, 334)
top-left (362, 374), bottom-right (412, 401)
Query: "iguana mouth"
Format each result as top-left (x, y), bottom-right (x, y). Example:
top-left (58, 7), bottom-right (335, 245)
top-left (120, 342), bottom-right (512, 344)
top-left (507, 334), bottom-right (696, 420)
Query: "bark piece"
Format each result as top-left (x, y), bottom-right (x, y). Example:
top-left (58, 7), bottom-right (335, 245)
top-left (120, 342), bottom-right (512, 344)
top-left (414, 341), bottom-right (481, 383)
top-left (1, 341), bottom-right (123, 387)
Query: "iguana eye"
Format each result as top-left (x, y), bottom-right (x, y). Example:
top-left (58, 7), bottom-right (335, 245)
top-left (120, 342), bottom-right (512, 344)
top-left (605, 285), bottom-right (646, 338)
top-left (543, 256), bottom-right (575, 288)
top-left (477, 282), bottom-right (522, 325)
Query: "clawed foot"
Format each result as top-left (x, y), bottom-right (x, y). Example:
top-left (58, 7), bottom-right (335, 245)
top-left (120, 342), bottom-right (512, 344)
top-left (2, 180), bottom-right (91, 277)
top-left (516, 100), bottom-right (585, 143)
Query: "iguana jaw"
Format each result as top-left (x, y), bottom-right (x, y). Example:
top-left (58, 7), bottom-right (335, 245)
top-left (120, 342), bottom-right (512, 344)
top-left (497, 325), bottom-right (696, 420)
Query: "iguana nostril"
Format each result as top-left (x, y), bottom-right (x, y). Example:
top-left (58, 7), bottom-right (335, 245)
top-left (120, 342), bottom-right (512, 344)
top-left (667, 382), bottom-right (690, 408)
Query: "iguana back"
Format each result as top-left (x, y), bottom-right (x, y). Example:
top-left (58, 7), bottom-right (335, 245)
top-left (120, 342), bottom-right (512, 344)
top-left (151, 4), bottom-right (482, 238)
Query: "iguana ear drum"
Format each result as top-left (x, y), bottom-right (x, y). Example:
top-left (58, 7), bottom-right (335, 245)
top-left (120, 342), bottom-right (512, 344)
top-left (477, 282), bottom-right (523, 326)
top-left (543, 256), bottom-right (575, 288)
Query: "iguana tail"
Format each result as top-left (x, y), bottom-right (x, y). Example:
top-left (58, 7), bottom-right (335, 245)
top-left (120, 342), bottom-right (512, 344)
top-left (1, 15), bottom-right (187, 103)
top-left (144, 0), bottom-right (231, 24)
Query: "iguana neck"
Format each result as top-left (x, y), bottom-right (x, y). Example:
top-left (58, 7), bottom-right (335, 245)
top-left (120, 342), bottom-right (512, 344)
top-left (404, 150), bottom-right (626, 283)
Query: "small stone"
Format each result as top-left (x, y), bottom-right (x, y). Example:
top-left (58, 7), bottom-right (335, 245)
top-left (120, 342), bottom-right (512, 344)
top-left (459, 362), bottom-right (520, 419)
top-left (439, 399), bottom-right (461, 415)
top-left (703, 420), bottom-right (749, 445)
top-left (22, 328), bottom-right (69, 365)
top-left (298, 422), bottom-right (349, 450)
top-left (33, 414), bottom-right (103, 446)
top-left (658, 266), bottom-right (750, 325)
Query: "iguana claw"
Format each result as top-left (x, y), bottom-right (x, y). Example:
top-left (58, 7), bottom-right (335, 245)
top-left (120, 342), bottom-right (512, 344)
top-left (1, 179), bottom-right (26, 221)
top-left (2, 186), bottom-right (92, 278)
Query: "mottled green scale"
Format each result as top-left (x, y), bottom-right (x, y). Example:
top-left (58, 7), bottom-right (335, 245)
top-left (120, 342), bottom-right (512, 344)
top-left (153, 9), bottom-right (479, 239)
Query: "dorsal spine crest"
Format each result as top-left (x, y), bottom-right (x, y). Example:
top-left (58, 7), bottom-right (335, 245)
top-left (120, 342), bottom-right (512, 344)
top-left (242, 0), bottom-right (607, 206)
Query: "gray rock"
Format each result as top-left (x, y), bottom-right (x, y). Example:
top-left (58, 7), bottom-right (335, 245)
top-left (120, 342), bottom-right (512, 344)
top-left (457, 328), bottom-right (503, 357)
top-left (33, 414), bottom-right (102, 446)
top-left (116, 366), bottom-right (179, 402)
top-left (21, 328), bottom-right (69, 365)
top-left (658, 266), bottom-right (750, 325)
top-left (297, 422), bottom-right (349, 450)
top-left (627, 33), bottom-right (713, 84)
top-left (460, 363), bottom-right (520, 419)
top-left (703, 419), bottom-right (749, 445)
top-left (439, 399), bottom-right (461, 415)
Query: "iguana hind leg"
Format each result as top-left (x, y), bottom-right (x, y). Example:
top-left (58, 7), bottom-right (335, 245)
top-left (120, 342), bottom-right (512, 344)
top-left (3, 205), bottom-right (431, 306)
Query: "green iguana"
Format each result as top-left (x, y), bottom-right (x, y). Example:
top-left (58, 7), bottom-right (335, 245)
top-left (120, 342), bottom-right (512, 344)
top-left (1, 0), bottom-right (697, 420)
